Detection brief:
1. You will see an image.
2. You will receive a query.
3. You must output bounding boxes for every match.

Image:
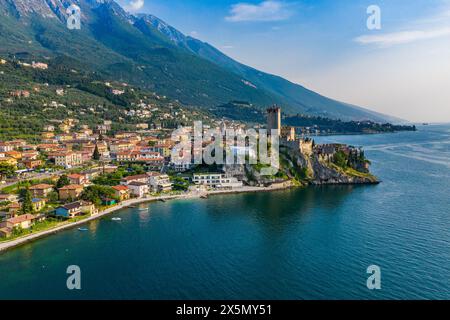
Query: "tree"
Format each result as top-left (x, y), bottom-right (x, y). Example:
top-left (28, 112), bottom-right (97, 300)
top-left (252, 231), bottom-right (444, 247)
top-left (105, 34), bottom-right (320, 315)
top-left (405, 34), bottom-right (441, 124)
top-left (81, 185), bottom-right (116, 206)
top-left (56, 175), bottom-right (70, 189)
top-left (20, 188), bottom-right (33, 214)
top-left (333, 151), bottom-right (348, 169)
top-left (93, 144), bottom-right (101, 161)
top-left (0, 163), bottom-right (17, 180)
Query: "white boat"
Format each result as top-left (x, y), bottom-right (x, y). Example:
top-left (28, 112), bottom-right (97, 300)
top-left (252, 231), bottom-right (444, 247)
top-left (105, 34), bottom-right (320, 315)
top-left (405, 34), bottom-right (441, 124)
top-left (112, 217), bottom-right (122, 221)
top-left (78, 228), bottom-right (88, 232)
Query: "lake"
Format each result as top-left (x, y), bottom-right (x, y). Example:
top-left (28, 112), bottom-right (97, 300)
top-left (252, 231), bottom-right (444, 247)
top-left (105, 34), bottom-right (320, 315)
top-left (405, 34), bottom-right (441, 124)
top-left (0, 125), bottom-right (449, 299)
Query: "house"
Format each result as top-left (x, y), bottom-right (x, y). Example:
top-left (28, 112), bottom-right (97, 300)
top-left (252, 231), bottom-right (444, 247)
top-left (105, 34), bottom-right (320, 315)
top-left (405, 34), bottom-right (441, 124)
top-left (128, 182), bottom-right (149, 198)
top-left (58, 184), bottom-right (84, 201)
top-left (31, 198), bottom-right (47, 212)
top-left (55, 201), bottom-right (96, 218)
top-left (29, 184), bottom-right (54, 198)
top-left (6, 214), bottom-right (36, 230)
top-left (8, 202), bottom-right (21, 216)
top-left (23, 159), bottom-right (42, 170)
top-left (0, 227), bottom-right (11, 238)
top-left (31, 61), bottom-right (48, 70)
top-left (0, 157), bottom-right (17, 166)
top-left (67, 173), bottom-right (89, 186)
top-left (54, 152), bottom-right (82, 168)
top-left (5, 150), bottom-right (22, 160)
top-left (112, 185), bottom-right (130, 201)
top-left (148, 173), bottom-right (172, 193)
top-left (9, 90), bottom-right (30, 98)
top-left (0, 143), bottom-right (14, 153)
top-left (120, 174), bottom-right (148, 186)
top-left (0, 194), bottom-right (19, 203)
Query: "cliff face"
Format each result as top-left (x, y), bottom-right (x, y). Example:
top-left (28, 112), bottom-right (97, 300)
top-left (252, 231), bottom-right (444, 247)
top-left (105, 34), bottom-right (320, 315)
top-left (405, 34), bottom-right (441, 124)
top-left (310, 156), bottom-right (379, 185)
top-left (231, 144), bottom-right (379, 187)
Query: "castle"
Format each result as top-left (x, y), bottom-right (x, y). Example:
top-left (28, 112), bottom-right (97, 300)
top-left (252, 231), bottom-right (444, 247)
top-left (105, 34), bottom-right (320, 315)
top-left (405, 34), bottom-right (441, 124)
top-left (267, 106), bottom-right (313, 157)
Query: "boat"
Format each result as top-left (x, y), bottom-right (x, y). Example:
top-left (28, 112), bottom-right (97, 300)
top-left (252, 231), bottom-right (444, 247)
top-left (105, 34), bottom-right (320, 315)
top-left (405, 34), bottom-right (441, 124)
top-left (112, 217), bottom-right (122, 221)
top-left (78, 228), bottom-right (88, 232)
top-left (159, 199), bottom-right (166, 202)
top-left (138, 207), bottom-right (148, 211)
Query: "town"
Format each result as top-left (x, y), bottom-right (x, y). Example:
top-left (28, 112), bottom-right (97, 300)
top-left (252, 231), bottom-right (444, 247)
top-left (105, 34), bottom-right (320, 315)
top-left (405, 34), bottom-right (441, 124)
top-left (0, 103), bottom-right (376, 241)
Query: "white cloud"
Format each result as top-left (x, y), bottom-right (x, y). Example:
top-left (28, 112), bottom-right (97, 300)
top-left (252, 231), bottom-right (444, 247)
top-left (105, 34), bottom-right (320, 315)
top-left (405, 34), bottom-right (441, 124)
top-left (125, 0), bottom-right (145, 12)
top-left (225, 0), bottom-right (293, 22)
top-left (355, 27), bottom-right (450, 47)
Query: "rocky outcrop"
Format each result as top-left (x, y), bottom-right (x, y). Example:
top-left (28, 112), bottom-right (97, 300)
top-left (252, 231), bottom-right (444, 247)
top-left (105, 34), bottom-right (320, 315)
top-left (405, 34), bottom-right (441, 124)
top-left (310, 156), bottom-right (379, 185)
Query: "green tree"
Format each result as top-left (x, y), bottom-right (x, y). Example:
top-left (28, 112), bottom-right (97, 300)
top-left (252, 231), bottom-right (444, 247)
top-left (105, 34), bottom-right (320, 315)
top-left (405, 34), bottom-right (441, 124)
top-left (81, 185), bottom-right (116, 206)
top-left (93, 144), bottom-right (101, 161)
top-left (0, 163), bottom-right (17, 180)
top-left (20, 188), bottom-right (33, 214)
top-left (56, 175), bottom-right (71, 189)
top-left (333, 151), bottom-right (348, 168)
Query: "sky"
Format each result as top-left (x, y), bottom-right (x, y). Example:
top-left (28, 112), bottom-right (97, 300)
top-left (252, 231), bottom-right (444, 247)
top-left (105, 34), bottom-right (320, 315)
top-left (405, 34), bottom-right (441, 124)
top-left (118, 0), bottom-right (450, 122)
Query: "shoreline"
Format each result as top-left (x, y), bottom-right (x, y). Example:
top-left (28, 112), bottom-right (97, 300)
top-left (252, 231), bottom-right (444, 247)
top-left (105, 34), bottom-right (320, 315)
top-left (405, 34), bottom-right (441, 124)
top-left (0, 182), bottom-right (293, 253)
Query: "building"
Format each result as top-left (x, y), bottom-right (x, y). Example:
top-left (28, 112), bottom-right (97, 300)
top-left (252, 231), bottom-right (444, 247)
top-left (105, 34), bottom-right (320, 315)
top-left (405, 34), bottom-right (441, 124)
top-left (29, 184), bottom-right (54, 198)
top-left (0, 157), bottom-right (17, 166)
top-left (148, 143), bottom-right (173, 158)
top-left (136, 123), bottom-right (149, 130)
top-left (0, 143), bottom-right (14, 152)
top-left (67, 173), bottom-right (90, 186)
top-left (267, 106), bottom-right (281, 136)
top-left (55, 201), bottom-right (96, 218)
top-left (281, 127), bottom-right (296, 141)
top-left (9, 90), bottom-right (30, 98)
top-left (192, 173), bottom-right (243, 189)
top-left (128, 182), bottom-right (149, 198)
top-left (120, 174), bottom-right (148, 186)
top-left (54, 152), bottom-right (82, 168)
top-left (58, 184), bottom-right (84, 201)
top-left (31, 198), bottom-right (47, 212)
top-left (23, 159), bottom-right (42, 170)
top-left (32, 61), bottom-right (48, 70)
top-left (112, 185), bottom-right (130, 201)
top-left (5, 214), bottom-right (36, 230)
top-left (0, 194), bottom-right (19, 203)
top-left (8, 203), bottom-right (20, 216)
top-left (148, 173), bottom-right (172, 193)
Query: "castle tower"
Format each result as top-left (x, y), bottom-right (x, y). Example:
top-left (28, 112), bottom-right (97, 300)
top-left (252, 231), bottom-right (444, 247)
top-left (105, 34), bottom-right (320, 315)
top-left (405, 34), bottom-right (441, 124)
top-left (267, 105), bottom-right (281, 136)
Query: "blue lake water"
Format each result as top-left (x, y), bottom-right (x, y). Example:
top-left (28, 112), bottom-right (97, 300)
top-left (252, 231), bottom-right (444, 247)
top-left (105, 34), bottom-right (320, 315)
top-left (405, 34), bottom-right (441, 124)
top-left (0, 125), bottom-right (449, 299)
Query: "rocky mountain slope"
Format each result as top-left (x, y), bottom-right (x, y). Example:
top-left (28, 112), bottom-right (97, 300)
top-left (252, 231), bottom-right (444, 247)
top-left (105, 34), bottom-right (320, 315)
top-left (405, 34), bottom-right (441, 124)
top-left (0, 0), bottom-right (397, 122)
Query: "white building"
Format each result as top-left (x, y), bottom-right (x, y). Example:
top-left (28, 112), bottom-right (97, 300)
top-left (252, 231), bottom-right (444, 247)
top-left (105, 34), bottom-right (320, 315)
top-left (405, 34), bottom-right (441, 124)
top-left (148, 173), bottom-right (172, 192)
top-left (128, 181), bottom-right (149, 198)
top-left (192, 173), bottom-right (243, 189)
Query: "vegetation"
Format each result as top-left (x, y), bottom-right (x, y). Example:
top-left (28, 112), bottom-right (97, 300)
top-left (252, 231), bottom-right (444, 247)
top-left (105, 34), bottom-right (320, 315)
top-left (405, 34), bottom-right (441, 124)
top-left (93, 145), bottom-right (101, 161)
top-left (56, 175), bottom-right (70, 189)
top-left (20, 188), bottom-right (33, 214)
top-left (284, 115), bottom-right (416, 134)
top-left (81, 185), bottom-right (117, 206)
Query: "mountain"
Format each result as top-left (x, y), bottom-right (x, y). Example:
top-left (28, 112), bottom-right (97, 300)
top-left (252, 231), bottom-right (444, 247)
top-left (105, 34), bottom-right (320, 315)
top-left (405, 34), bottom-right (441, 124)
top-left (0, 0), bottom-right (398, 122)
